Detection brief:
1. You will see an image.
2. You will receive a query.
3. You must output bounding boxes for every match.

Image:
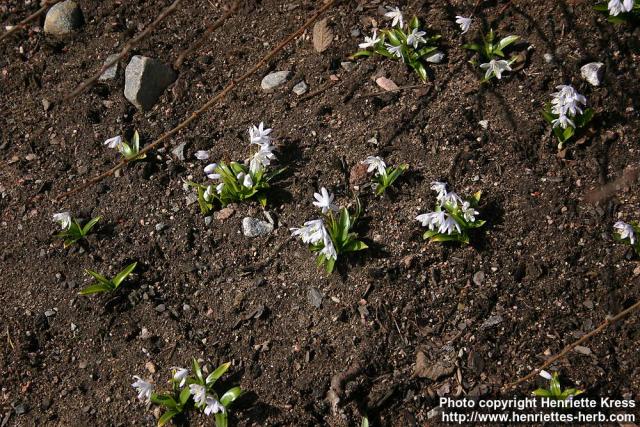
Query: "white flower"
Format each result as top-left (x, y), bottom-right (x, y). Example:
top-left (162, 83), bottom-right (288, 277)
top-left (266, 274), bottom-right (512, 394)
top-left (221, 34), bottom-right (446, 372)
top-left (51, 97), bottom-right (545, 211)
top-left (236, 172), bottom-right (253, 188)
top-left (131, 376), bottom-right (154, 402)
top-left (172, 367), bottom-right (189, 388)
top-left (362, 156), bottom-right (387, 176)
top-left (384, 6), bottom-right (404, 28)
top-left (479, 59), bottom-right (512, 80)
top-left (291, 219), bottom-right (325, 245)
top-left (359, 30), bottom-right (380, 49)
top-left (249, 122), bottom-right (272, 147)
top-left (614, 221), bottom-right (636, 245)
top-left (551, 85), bottom-right (586, 118)
top-left (416, 211), bottom-right (446, 230)
top-left (250, 146), bottom-right (276, 174)
top-left (461, 201), bottom-right (479, 222)
top-left (455, 16), bottom-right (472, 34)
top-left (539, 370), bottom-right (553, 380)
top-left (52, 212), bottom-right (72, 230)
top-left (406, 28), bottom-right (426, 49)
top-left (216, 183), bottom-right (225, 194)
top-left (551, 114), bottom-right (575, 129)
top-left (320, 228), bottom-right (338, 260)
top-left (608, 0), bottom-right (634, 15)
top-left (431, 181), bottom-right (461, 207)
top-left (189, 384), bottom-right (208, 407)
top-left (313, 187), bottom-right (338, 213)
top-left (195, 150), bottom-right (209, 160)
top-left (204, 396), bottom-right (225, 416)
top-left (104, 135), bottom-right (122, 149)
top-left (430, 181), bottom-right (448, 199)
top-left (203, 185), bottom-right (215, 202)
top-left (439, 214), bottom-right (462, 235)
top-left (386, 43), bottom-right (403, 59)
top-left (204, 163), bottom-right (221, 180)
top-left (441, 191), bottom-right (462, 208)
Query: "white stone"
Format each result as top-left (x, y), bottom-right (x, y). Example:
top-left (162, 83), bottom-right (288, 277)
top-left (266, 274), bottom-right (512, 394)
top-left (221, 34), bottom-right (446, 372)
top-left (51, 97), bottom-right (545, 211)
top-left (261, 71), bottom-right (290, 90)
top-left (580, 62), bottom-right (604, 86)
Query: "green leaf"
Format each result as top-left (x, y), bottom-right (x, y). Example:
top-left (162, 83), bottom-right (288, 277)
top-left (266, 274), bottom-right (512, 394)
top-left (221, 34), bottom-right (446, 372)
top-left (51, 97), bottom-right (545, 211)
top-left (343, 240), bottom-right (368, 252)
top-left (85, 269), bottom-right (111, 285)
top-left (351, 50), bottom-right (374, 59)
top-left (63, 238), bottom-right (78, 249)
top-left (78, 282), bottom-right (114, 295)
top-left (158, 410), bottom-right (179, 427)
top-left (593, 4), bottom-right (608, 11)
top-left (206, 362), bottom-right (231, 385)
top-left (132, 131), bottom-right (140, 152)
top-left (257, 192), bottom-right (267, 207)
top-left (112, 262), bottom-right (137, 288)
top-left (214, 413), bottom-right (228, 427)
top-left (179, 386), bottom-right (192, 406)
top-left (576, 108), bottom-right (594, 128)
top-left (220, 386), bottom-right (243, 407)
top-left (462, 43), bottom-right (482, 52)
top-left (361, 416), bottom-right (370, 427)
top-left (413, 61), bottom-right (427, 81)
top-left (325, 257), bottom-right (336, 274)
top-left (532, 388), bottom-right (552, 398)
top-left (338, 208), bottom-right (351, 243)
top-left (497, 35), bottom-right (519, 51)
top-left (192, 358), bottom-right (203, 383)
top-left (81, 216), bottom-right (101, 236)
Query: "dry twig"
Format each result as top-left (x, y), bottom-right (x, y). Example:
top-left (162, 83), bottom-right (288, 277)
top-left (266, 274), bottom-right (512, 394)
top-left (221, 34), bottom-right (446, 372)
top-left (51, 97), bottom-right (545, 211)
top-left (0, 0), bottom-right (61, 43)
top-left (62, 0), bottom-right (185, 102)
top-left (505, 299), bottom-right (640, 390)
top-left (55, 0), bottom-right (337, 201)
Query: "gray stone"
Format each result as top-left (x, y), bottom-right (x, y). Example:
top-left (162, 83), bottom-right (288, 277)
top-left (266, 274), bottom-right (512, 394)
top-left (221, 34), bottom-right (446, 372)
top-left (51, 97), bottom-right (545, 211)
top-left (472, 271), bottom-right (485, 286)
top-left (44, 309), bottom-right (56, 317)
top-left (242, 217), bottom-right (274, 237)
top-left (481, 315), bottom-right (503, 329)
top-left (292, 81), bottom-right (308, 96)
top-left (580, 62), bottom-right (604, 86)
top-left (124, 55), bottom-right (177, 111)
top-left (155, 223), bottom-right (166, 232)
top-left (261, 71), bottom-right (290, 90)
top-left (185, 193), bottom-right (198, 206)
top-left (155, 304), bottom-right (166, 313)
top-left (171, 142), bottom-right (186, 161)
top-left (543, 53), bottom-right (555, 64)
top-left (308, 287), bottom-right (324, 308)
top-left (44, 0), bottom-right (83, 36)
top-left (99, 54), bottom-right (119, 81)
top-left (425, 52), bottom-right (445, 63)
top-left (340, 61), bottom-right (355, 71)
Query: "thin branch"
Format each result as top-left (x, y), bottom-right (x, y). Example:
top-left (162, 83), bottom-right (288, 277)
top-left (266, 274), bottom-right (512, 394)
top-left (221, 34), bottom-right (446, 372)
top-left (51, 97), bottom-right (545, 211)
top-left (505, 299), bottom-right (640, 390)
top-left (62, 0), bottom-right (184, 102)
top-left (173, 1), bottom-right (239, 69)
top-left (0, 0), bottom-right (61, 43)
top-left (55, 0), bottom-right (337, 202)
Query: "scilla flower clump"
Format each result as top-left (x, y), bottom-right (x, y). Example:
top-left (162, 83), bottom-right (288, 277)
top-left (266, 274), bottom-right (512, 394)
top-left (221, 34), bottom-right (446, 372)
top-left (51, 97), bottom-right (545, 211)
top-left (542, 85), bottom-right (594, 149)
top-left (189, 122), bottom-right (284, 215)
top-left (352, 6), bottom-right (442, 81)
top-left (595, 0), bottom-right (638, 22)
top-left (416, 182), bottom-right (485, 244)
top-left (52, 212), bottom-right (101, 248)
top-left (613, 220), bottom-right (639, 255)
top-left (463, 29), bottom-right (520, 82)
top-left (291, 188), bottom-right (367, 273)
top-left (104, 131), bottom-right (146, 161)
top-left (132, 359), bottom-right (242, 427)
top-left (361, 155), bottom-right (408, 195)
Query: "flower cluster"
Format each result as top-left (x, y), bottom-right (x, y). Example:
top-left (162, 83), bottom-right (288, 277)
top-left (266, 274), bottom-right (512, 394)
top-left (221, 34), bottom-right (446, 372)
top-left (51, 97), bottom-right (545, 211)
top-left (104, 131), bottom-right (146, 161)
top-left (362, 156), bottom-right (408, 195)
top-left (291, 188), bottom-right (367, 273)
top-left (353, 6), bottom-right (442, 81)
top-left (416, 182), bottom-right (485, 244)
top-left (52, 212), bottom-right (101, 248)
top-left (463, 29), bottom-right (520, 81)
top-left (132, 359), bottom-right (242, 427)
top-left (533, 370), bottom-right (584, 401)
top-left (189, 122), bottom-right (284, 215)
top-left (542, 85), bottom-right (594, 149)
top-left (613, 220), bottom-right (639, 255)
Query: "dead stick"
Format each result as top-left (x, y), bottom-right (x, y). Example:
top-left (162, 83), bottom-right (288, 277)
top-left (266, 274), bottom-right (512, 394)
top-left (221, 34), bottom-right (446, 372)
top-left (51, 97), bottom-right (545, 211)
top-left (62, 0), bottom-right (184, 102)
top-left (362, 83), bottom-right (428, 98)
top-left (55, 0), bottom-right (336, 202)
top-left (505, 299), bottom-right (640, 390)
top-left (0, 0), bottom-right (61, 42)
top-left (173, 1), bottom-right (238, 69)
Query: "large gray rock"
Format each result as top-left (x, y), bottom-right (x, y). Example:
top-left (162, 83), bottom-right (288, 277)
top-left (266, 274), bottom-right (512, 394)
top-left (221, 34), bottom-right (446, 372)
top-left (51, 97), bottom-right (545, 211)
top-left (580, 62), bottom-right (604, 86)
top-left (124, 56), bottom-right (177, 111)
top-left (44, 0), bottom-right (84, 36)
top-left (242, 217), bottom-right (273, 237)
top-left (261, 71), bottom-right (290, 91)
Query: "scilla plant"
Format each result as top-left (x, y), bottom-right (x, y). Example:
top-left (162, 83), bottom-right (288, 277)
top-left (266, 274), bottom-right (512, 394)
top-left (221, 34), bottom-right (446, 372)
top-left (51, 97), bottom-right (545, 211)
top-left (104, 131), bottom-right (146, 161)
top-left (79, 262), bottom-right (137, 296)
top-left (533, 370), bottom-right (584, 401)
top-left (52, 212), bottom-right (100, 248)
top-left (595, 0), bottom-right (638, 23)
top-left (416, 182), bottom-right (485, 244)
top-left (463, 29), bottom-right (519, 82)
top-left (613, 220), bottom-right (639, 255)
top-left (352, 6), bottom-right (442, 81)
top-left (291, 187), bottom-right (367, 273)
top-left (542, 85), bottom-right (593, 150)
top-left (188, 123), bottom-right (284, 215)
top-left (132, 359), bottom-right (243, 427)
top-left (361, 156), bottom-right (408, 195)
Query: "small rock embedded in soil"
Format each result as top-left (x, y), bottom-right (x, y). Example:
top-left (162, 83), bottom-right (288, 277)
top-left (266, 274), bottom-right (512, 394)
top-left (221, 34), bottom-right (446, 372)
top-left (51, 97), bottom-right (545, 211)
top-left (308, 287), bottom-right (324, 308)
top-left (292, 81), bottom-right (308, 95)
top-left (261, 71), bottom-right (290, 91)
top-left (580, 62), bottom-right (604, 86)
top-left (215, 207), bottom-right (235, 220)
top-left (171, 142), bottom-right (186, 161)
top-left (242, 217), bottom-right (273, 237)
top-left (124, 55), bottom-right (177, 111)
top-left (99, 54), bottom-right (119, 81)
top-left (44, 0), bottom-right (84, 36)
top-left (425, 52), bottom-right (445, 63)
top-left (472, 271), bottom-right (485, 286)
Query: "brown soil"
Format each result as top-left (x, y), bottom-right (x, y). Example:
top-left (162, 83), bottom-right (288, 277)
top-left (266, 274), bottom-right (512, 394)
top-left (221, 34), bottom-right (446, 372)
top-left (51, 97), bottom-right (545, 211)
top-left (1, 0), bottom-right (639, 426)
